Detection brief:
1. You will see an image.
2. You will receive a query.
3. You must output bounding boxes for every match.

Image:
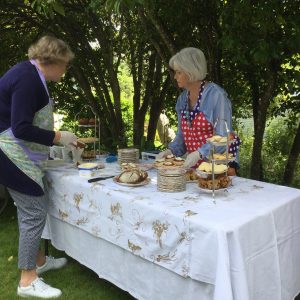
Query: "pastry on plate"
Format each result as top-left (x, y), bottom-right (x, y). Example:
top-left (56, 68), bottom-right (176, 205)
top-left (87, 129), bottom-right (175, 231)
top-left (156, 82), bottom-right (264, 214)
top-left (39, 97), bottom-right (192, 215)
top-left (207, 135), bottom-right (227, 143)
top-left (165, 154), bottom-right (175, 162)
top-left (198, 174), bottom-right (231, 190)
top-left (154, 158), bottom-right (165, 168)
top-left (212, 152), bottom-right (233, 160)
top-left (173, 157), bottom-right (185, 166)
top-left (78, 118), bottom-right (89, 125)
top-left (77, 137), bottom-right (99, 144)
top-left (121, 162), bottom-right (138, 170)
top-left (163, 161), bottom-right (174, 167)
top-left (118, 169), bottom-right (148, 184)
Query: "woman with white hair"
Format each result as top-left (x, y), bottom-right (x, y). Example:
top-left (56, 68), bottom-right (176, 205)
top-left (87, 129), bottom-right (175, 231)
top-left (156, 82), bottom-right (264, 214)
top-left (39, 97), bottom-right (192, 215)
top-left (157, 47), bottom-right (241, 172)
top-left (0, 35), bottom-right (77, 298)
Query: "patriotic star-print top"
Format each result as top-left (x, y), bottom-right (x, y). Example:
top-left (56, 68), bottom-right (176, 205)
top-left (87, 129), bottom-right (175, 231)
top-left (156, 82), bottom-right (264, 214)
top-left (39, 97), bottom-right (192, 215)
top-left (168, 82), bottom-right (241, 162)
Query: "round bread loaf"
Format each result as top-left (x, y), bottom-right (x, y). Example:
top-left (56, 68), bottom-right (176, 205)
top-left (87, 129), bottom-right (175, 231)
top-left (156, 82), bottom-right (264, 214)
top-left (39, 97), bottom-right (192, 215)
top-left (118, 169), bottom-right (148, 184)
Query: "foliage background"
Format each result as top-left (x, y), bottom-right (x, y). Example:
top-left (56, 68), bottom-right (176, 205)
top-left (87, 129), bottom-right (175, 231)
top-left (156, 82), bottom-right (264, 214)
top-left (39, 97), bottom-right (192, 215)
top-left (0, 0), bottom-right (299, 187)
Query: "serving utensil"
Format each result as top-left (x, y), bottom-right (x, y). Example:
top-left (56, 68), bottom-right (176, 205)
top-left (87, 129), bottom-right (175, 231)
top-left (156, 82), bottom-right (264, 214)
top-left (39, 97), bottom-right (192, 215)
top-left (88, 176), bottom-right (114, 183)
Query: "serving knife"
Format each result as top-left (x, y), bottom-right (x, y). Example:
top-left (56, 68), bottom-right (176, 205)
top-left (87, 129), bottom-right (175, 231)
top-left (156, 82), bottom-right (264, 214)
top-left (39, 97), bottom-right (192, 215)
top-left (88, 176), bottom-right (115, 183)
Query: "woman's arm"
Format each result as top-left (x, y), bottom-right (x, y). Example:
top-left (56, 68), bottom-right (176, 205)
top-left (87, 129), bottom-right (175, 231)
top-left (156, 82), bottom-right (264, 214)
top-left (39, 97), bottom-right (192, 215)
top-left (10, 70), bottom-right (55, 145)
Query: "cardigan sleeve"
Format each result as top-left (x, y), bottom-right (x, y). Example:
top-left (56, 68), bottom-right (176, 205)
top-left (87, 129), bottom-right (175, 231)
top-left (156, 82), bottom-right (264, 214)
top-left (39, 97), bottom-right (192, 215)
top-left (10, 67), bottom-right (55, 145)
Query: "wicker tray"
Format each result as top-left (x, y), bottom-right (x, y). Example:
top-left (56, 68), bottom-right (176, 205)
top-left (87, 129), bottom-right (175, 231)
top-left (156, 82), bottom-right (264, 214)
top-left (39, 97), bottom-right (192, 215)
top-left (157, 168), bottom-right (186, 192)
top-left (117, 148), bottom-right (139, 164)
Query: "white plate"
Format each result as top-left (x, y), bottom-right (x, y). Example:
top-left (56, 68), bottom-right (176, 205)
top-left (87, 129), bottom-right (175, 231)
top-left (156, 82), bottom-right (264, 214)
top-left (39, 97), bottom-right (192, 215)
top-left (207, 139), bottom-right (236, 146)
top-left (210, 157), bottom-right (236, 163)
top-left (113, 177), bottom-right (151, 187)
top-left (198, 187), bottom-right (230, 193)
top-left (186, 180), bottom-right (199, 184)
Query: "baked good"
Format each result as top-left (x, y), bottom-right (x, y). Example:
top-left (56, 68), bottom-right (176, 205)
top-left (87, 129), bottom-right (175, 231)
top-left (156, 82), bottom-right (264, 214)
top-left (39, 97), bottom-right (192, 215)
top-left (198, 175), bottom-right (231, 190)
top-left (82, 150), bottom-right (96, 159)
top-left (78, 118), bottom-right (89, 125)
top-left (118, 169), bottom-right (148, 184)
top-left (214, 164), bottom-right (228, 173)
top-left (198, 162), bottom-right (212, 172)
top-left (207, 135), bottom-right (227, 143)
top-left (198, 162), bottom-right (227, 174)
top-left (118, 170), bottom-right (141, 183)
top-left (89, 118), bottom-right (96, 125)
top-left (173, 157), bottom-right (184, 166)
top-left (165, 154), bottom-right (175, 162)
top-left (121, 162), bottom-right (138, 170)
top-left (77, 137), bottom-right (99, 143)
top-left (163, 161), bottom-right (174, 167)
top-left (212, 152), bottom-right (233, 160)
top-left (154, 158), bottom-right (165, 168)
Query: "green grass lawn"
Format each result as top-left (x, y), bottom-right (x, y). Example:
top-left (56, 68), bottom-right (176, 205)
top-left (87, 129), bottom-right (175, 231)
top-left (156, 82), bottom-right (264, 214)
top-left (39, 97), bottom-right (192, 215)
top-left (0, 199), bottom-right (135, 300)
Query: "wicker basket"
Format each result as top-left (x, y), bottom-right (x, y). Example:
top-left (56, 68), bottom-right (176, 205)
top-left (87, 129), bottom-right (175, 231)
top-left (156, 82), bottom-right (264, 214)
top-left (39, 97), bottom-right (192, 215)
top-left (118, 148), bottom-right (139, 164)
top-left (157, 168), bottom-right (186, 192)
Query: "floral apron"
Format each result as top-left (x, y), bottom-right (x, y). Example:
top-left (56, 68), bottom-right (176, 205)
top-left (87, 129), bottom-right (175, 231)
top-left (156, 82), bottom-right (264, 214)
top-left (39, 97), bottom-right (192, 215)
top-left (181, 85), bottom-right (240, 168)
top-left (0, 60), bottom-right (54, 192)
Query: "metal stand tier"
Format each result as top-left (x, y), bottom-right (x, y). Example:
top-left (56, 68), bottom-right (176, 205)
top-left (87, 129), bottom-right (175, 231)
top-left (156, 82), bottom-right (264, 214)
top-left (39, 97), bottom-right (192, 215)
top-left (207, 119), bottom-right (235, 204)
top-left (75, 107), bottom-right (101, 159)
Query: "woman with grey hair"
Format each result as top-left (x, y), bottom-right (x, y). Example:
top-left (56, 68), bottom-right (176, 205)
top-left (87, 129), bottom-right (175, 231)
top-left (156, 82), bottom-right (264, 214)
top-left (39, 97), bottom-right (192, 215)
top-left (0, 35), bottom-right (77, 298)
top-left (157, 47), bottom-right (241, 172)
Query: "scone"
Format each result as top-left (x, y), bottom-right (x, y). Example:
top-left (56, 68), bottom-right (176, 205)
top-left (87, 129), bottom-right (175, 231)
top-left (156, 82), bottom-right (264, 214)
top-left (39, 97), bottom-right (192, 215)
top-left (165, 154), bottom-right (175, 162)
top-left (173, 157), bottom-right (184, 166)
top-left (214, 164), bottom-right (227, 174)
top-left (154, 158), bottom-right (165, 167)
top-left (198, 162), bottom-right (211, 172)
top-left (121, 162), bottom-right (137, 170)
top-left (163, 161), bottom-right (174, 167)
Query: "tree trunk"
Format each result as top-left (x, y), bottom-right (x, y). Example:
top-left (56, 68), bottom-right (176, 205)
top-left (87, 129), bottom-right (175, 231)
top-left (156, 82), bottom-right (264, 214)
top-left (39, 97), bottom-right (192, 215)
top-left (132, 52), bottom-right (156, 147)
top-left (145, 10), bottom-right (176, 56)
top-left (147, 76), bottom-right (171, 147)
top-left (283, 122), bottom-right (300, 185)
top-left (250, 71), bottom-right (278, 180)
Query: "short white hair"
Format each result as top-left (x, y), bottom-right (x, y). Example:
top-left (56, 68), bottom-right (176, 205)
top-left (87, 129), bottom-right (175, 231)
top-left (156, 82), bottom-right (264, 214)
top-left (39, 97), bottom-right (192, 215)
top-left (169, 47), bottom-right (207, 82)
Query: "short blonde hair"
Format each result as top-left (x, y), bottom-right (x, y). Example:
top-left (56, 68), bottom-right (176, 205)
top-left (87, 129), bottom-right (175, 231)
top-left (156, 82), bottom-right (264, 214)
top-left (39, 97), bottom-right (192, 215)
top-left (169, 47), bottom-right (207, 82)
top-left (28, 35), bottom-right (74, 65)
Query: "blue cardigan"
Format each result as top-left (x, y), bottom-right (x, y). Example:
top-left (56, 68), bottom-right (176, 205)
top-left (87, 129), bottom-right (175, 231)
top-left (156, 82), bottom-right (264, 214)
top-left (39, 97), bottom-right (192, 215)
top-left (0, 61), bottom-right (55, 196)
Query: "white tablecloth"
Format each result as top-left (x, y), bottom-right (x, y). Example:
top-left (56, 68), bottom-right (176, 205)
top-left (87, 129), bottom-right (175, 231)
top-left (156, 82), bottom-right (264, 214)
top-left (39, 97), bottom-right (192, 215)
top-left (43, 163), bottom-right (300, 300)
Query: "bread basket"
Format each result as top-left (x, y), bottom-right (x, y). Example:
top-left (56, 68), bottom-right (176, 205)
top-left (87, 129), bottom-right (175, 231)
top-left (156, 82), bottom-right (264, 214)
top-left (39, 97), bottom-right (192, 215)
top-left (117, 148), bottom-right (139, 164)
top-left (157, 168), bottom-right (186, 192)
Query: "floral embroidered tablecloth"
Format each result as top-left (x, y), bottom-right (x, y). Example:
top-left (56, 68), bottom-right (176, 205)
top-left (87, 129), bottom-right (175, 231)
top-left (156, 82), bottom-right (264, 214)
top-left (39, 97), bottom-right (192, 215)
top-left (45, 163), bottom-right (300, 299)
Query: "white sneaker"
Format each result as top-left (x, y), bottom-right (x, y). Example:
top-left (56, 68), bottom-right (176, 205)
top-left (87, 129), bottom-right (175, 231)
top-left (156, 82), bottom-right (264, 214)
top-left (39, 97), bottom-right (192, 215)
top-left (36, 256), bottom-right (67, 275)
top-left (17, 277), bottom-right (62, 298)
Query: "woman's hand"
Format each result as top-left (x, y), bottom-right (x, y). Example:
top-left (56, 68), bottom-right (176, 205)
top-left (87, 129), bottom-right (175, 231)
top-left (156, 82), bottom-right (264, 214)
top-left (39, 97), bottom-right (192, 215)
top-left (156, 149), bottom-right (172, 160)
top-left (183, 151), bottom-right (201, 168)
top-left (55, 131), bottom-right (77, 147)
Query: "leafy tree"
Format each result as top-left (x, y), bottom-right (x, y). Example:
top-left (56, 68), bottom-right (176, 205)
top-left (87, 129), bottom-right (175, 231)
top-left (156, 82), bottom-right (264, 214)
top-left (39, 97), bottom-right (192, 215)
top-left (1, 0), bottom-right (299, 184)
top-left (220, 0), bottom-right (300, 180)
